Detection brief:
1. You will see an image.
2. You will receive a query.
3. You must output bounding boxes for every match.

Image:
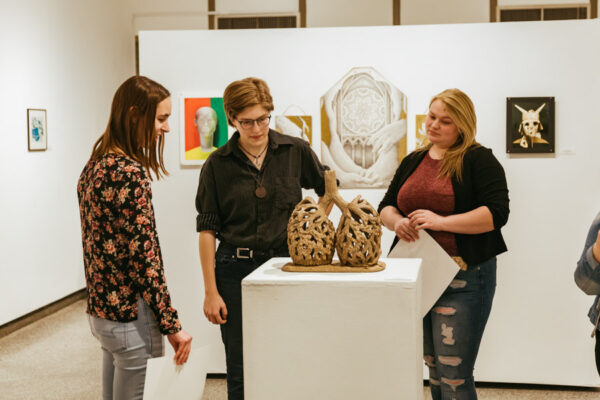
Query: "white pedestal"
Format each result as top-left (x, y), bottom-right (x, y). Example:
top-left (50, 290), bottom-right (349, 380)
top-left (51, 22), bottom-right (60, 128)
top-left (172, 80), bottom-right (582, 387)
top-left (242, 257), bottom-right (423, 400)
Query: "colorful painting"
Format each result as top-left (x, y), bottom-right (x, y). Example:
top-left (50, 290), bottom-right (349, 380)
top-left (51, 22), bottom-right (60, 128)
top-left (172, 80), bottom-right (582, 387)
top-left (506, 97), bottom-right (555, 154)
top-left (415, 114), bottom-right (429, 149)
top-left (181, 97), bottom-right (228, 165)
top-left (321, 67), bottom-right (407, 188)
top-left (27, 108), bottom-right (47, 151)
top-left (274, 115), bottom-right (312, 144)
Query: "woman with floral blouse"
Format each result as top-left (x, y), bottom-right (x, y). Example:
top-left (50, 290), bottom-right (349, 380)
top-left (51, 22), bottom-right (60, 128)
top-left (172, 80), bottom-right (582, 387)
top-left (77, 76), bottom-right (192, 400)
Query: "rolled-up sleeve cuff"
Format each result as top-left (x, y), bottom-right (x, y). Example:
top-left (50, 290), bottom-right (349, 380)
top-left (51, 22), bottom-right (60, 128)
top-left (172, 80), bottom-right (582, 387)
top-left (586, 247), bottom-right (600, 271)
top-left (196, 213), bottom-right (220, 232)
top-left (486, 200), bottom-right (509, 229)
top-left (575, 247), bottom-right (600, 295)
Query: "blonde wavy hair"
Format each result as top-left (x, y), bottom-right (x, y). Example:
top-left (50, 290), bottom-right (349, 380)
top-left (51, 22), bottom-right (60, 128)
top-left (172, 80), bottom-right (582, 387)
top-left (418, 88), bottom-right (480, 182)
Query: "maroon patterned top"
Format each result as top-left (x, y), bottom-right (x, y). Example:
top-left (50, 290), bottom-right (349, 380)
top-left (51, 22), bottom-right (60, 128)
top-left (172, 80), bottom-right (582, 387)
top-left (396, 152), bottom-right (458, 256)
top-left (77, 154), bottom-right (181, 334)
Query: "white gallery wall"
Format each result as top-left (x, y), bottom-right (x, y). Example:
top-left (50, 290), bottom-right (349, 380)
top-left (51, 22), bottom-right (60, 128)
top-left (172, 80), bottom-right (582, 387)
top-left (402, 0), bottom-right (600, 26)
top-left (139, 19), bottom-right (600, 385)
top-left (401, 0), bottom-right (488, 25)
top-left (500, 0), bottom-right (592, 5)
top-left (0, 0), bottom-right (135, 325)
top-left (132, 0), bottom-right (393, 32)
top-left (307, 0), bottom-right (392, 27)
top-left (132, 0), bottom-right (600, 32)
top-left (132, 0), bottom-right (209, 32)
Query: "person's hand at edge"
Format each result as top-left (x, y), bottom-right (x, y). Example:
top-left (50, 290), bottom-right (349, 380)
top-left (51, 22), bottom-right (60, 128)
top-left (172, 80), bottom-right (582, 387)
top-left (167, 330), bottom-right (193, 365)
top-left (204, 293), bottom-right (228, 325)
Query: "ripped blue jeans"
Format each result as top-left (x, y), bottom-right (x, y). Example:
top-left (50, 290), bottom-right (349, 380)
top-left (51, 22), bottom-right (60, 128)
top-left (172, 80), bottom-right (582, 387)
top-left (423, 257), bottom-right (497, 400)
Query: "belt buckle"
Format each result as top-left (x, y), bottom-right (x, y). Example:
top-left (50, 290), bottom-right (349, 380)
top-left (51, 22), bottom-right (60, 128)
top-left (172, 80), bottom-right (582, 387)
top-left (236, 248), bottom-right (253, 259)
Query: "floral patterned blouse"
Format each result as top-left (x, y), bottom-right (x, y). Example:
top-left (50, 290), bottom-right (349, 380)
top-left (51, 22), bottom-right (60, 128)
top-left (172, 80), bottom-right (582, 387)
top-left (77, 154), bottom-right (181, 335)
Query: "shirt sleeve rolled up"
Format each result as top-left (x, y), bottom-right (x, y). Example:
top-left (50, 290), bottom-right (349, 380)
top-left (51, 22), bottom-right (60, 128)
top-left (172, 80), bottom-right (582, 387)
top-left (195, 157), bottom-right (222, 233)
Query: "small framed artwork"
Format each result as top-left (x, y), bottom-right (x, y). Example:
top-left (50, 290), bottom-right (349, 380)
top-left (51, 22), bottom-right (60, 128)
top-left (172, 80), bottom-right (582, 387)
top-left (27, 108), bottom-right (47, 151)
top-left (180, 97), bottom-right (229, 165)
top-left (506, 97), bottom-right (554, 154)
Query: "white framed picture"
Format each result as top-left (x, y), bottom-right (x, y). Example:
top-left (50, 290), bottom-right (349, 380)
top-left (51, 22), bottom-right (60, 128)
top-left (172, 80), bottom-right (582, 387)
top-left (179, 95), bottom-right (229, 166)
top-left (27, 108), bottom-right (47, 151)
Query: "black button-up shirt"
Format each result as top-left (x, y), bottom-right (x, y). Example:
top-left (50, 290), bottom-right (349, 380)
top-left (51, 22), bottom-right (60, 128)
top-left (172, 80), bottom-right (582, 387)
top-left (196, 129), bottom-right (327, 250)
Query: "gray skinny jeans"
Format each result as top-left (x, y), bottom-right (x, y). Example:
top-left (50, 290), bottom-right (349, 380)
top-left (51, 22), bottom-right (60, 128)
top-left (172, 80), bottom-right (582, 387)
top-left (88, 296), bottom-right (164, 400)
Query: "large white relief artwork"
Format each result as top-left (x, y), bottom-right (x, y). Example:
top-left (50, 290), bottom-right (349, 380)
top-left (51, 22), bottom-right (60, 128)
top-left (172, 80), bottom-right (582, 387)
top-left (321, 67), bottom-right (407, 188)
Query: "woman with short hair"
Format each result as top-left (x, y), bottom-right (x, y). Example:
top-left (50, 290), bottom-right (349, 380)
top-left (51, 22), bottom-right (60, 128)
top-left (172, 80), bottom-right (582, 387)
top-left (379, 88), bottom-right (509, 399)
top-left (196, 77), bottom-right (329, 400)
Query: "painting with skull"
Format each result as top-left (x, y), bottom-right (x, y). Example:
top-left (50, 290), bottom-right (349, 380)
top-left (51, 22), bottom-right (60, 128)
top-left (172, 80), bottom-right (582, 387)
top-left (506, 97), bottom-right (555, 154)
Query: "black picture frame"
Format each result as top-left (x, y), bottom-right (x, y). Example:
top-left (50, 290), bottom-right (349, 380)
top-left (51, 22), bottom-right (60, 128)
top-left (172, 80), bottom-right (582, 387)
top-left (506, 97), bottom-right (554, 154)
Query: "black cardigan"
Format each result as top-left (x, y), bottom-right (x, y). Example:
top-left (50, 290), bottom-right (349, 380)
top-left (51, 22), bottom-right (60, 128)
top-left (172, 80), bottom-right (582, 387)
top-left (378, 145), bottom-right (509, 265)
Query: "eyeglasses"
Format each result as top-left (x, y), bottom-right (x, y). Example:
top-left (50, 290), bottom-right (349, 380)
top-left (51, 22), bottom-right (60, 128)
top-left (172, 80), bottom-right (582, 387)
top-left (236, 115), bottom-right (271, 130)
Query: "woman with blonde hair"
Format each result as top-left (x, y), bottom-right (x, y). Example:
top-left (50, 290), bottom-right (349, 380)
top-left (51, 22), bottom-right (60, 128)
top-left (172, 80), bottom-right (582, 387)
top-left (195, 77), bottom-right (329, 400)
top-left (379, 88), bottom-right (509, 399)
top-left (78, 75), bottom-right (192, 400)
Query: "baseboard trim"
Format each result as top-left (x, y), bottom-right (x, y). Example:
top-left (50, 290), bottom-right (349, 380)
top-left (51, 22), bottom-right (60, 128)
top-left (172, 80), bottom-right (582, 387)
top-left (0, 289), bottom-right (86, 339)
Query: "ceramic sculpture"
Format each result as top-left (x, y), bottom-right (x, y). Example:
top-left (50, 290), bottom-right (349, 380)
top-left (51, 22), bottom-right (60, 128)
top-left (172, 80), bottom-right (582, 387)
top-left (286, 170), bottom-right (383, 270)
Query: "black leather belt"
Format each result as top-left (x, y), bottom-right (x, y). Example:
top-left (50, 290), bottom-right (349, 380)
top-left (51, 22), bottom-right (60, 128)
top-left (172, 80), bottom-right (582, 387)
top-left (235, 247), bottom-right (254, 259)
top-left (220, 242), bottom-right (288, 261)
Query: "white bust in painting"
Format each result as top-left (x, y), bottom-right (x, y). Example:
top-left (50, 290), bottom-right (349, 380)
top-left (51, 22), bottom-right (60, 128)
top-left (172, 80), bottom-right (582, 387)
top-left (195, 106), bottom-right (218, 152)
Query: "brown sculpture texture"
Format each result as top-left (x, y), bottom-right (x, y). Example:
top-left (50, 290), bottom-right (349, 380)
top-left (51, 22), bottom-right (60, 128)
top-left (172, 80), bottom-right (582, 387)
top-left (335, 195), bottom-right (382, 267)
top-left (287, 198), bottom-right (335, 265)
top-left (287, 170), bottom-right (382, 267)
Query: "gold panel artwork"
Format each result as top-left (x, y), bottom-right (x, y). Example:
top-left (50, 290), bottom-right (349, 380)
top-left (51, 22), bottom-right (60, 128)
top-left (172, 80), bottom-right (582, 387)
top-left (320, 104), bottom-right (331, 147)
top-left (416, 114), bottom-right (429, 149)
top-left (286, 170), bottom-right (384, 272)
top-left (275, 115), bottom-right (312, 144)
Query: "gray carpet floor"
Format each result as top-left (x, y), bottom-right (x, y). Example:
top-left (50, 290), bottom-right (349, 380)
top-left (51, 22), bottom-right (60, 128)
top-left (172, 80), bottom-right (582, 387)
top-left (0, 300), bottom-right (599, 399)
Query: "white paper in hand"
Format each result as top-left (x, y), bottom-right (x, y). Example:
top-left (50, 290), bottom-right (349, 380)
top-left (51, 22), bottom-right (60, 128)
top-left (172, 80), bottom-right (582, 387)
top-left (388, 231), bottom-right (459, 317)
top-left (143, 345), bottom-right (209, 400)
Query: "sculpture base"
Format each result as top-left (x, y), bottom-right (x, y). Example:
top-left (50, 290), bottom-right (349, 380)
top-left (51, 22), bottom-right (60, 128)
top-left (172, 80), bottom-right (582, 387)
top-left (282, 260), bottom-right (385, 273)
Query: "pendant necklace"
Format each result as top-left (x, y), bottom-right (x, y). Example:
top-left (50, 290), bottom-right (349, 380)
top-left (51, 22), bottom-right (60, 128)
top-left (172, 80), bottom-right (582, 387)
top-left (239, 142), bottom-right (268, 169)
top-left (246, 165), bottom-right (267, 199)
top-left (255, 180), bottom-right (267, 199)
top-left (239, 142), bottom-right (269, 199)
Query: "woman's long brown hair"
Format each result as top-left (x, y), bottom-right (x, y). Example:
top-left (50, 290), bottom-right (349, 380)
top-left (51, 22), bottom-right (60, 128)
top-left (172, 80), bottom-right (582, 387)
top-left (90, 75), bottom-right (170, 179)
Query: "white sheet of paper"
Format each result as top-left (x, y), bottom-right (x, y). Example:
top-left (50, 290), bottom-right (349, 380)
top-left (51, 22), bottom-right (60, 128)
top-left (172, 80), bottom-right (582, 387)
top-left (388, 231), bottom-right (459, 317)
top-left (143, 345), bottom-right (209, 400)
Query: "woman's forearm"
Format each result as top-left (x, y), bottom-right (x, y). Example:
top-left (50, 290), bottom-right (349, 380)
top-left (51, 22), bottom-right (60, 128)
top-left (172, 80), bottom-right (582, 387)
top-left (440, 206), bottom-right (494, 234)
top-left (199, 231), bottom-right (218, 295)
top-left (380, 206), bottom-right (404, 232)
